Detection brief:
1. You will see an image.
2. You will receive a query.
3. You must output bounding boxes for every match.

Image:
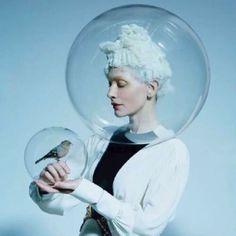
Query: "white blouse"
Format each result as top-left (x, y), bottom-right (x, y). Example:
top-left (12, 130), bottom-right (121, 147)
top-left (30, 125), bottom-right (190, 236)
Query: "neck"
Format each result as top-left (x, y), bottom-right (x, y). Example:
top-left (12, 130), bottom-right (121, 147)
top-left (128, 102), bottom-right (159, 133)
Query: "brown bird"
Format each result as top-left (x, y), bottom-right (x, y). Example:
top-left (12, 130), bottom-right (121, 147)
top-left (35, 140), bottom-right (72, 164)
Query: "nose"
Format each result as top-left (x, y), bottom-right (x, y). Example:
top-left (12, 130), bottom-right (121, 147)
top-left (107, 83), bottom-right (117, 99)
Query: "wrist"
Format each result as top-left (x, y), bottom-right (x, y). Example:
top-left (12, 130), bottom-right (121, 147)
top-left (72, 177), bottom-right (83, 190)
top-left (70, 178), bottom-right (103, 204)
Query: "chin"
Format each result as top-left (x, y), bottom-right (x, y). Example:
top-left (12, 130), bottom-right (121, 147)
top-left (114, 111), bottom-right (127, 117)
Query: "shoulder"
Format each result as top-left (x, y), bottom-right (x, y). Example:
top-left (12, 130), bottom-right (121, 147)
top-left (147, 138), bottom-right (190, 187)
top-left (168, 138), bottom-right (189, 155)
top-left (85, 126), bottom-right (117, 153)
top-left (146, 137), bottom-right (189, 171)
top-left (169, 138), bottom-right (189, 161)
top-left (86, 125), bottom-right (125, 146)
top-left (161, 138), bottom-right (189, 164)
top-left (165, 138), bottom-right (190, 176)
top-left (147, 137), bottom-right (188, 154)
top-left (86, 134), bottom-right (108, 153)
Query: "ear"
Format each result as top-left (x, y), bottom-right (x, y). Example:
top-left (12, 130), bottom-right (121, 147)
top-left (147, 80), bottom-right (159, 99)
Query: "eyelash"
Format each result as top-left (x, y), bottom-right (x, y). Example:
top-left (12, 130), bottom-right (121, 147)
top-left (108, 81), bottom-right (127, 88)
top-left (118, 82), bottom-right (127, 88)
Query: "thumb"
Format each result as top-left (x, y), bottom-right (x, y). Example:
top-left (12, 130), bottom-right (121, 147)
top-left (52, 181), bottom-right (74, 193)
top-left (53, 181), bottom-right (65, 189)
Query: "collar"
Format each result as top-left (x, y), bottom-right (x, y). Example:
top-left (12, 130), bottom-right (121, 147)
top-left (101, 124), bottom-right (175, 146)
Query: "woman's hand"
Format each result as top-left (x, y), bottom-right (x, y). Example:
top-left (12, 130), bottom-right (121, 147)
top-left (35, 178), bottom-right (83, 194)
top-left (38, 160), bottom-right (70, 183)
top-left (35, 161), bottom-right (82, 194)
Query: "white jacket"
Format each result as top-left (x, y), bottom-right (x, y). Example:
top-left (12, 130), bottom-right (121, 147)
top-left (29, 125), bottom-right (190, 235)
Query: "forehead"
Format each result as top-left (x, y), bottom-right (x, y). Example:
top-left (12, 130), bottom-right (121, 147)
top-left (107, 67), bottom-right (141, 82)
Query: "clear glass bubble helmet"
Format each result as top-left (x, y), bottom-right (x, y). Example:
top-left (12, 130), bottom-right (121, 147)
top-left (66, 4), bottom-right (210, 144)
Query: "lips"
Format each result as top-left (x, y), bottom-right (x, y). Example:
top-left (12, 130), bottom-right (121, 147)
top-left (111, 102), bottom-right (122, 110)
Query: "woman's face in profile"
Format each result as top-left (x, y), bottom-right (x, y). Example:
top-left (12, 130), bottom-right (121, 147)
top-left (107, 67), bottom-right (148, 117)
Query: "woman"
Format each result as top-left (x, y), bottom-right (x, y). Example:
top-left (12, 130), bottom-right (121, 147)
top-left (30, 24), bottom-right (189, 235)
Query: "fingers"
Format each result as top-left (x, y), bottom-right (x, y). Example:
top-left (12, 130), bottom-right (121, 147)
top-left (44, 170), bottom-right (56, 183)
top-left (46, 164), bottom-right (61, 182)
top-left (39, 161), bottom-right (71, 184)
top-left (53, 162), bottom-right (68, 179)
top-left (52, 181), bottom-right (74, 194)
top-left (59, 161), bottom-right (70, 174)
top-left (35, 179), bottom-right (59, 193)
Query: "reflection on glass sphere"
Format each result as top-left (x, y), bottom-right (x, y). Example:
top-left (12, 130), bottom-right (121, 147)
top-left (24, 127), bottom-right (87, 179)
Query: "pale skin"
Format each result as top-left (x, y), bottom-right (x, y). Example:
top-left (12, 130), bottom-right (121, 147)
top-left (35, 66), bottom-right (159, 194)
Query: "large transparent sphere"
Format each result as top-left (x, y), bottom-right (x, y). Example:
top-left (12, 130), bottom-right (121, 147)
top-left (24, 127), bottom-right (87, 180)
top-left (66, 4), bottom-right (210, 144)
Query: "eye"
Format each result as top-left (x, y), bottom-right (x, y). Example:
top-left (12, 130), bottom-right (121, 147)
top-left (117, 80), bottom-right (128, 88)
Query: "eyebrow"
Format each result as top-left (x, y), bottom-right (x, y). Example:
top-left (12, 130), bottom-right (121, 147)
top-left (107, 76), bottom-right (128, 82)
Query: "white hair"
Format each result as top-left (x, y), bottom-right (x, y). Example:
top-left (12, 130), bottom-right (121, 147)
top-left (99, 24), bottom-right (173, 97)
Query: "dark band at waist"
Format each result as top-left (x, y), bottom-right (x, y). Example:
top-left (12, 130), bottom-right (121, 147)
top-left (83, 205), bottom-right (112, 235)
top-left (90, 208), bottom-right (104, 220)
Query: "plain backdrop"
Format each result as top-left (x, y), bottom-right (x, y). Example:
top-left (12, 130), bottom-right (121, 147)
top-left (0, 0), bottom-right (235, 235)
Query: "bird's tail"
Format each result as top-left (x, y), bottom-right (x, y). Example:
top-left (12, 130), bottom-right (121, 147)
top-left (35, 156), bottom-right (45, 164)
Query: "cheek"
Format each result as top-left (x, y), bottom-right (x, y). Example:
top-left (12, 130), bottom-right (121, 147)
top-left (120, 87), bottom-right (146, 106)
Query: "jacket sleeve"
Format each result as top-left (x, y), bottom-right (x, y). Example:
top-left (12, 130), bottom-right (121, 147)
top-left (29, 182), bottom-right (81, 215)
top-left (28, 134), bottom-right (100, 215)
top-left (70, 139), bottom-right (190, 235)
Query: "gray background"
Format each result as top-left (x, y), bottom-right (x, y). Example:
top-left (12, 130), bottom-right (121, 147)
top-left (0, 0), bottom-right (235, 235)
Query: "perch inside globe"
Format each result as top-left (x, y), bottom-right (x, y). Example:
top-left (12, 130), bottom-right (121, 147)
top-left (24, 127), bottom-right (87, 180)
top-left (66, 4), bottom-right (210, 144)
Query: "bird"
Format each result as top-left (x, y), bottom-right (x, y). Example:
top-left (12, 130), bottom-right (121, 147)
top-left (35, 140), bottom-right (72, 164)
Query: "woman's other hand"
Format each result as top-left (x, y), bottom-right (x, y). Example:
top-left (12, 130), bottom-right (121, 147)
top-left (38, 160), bottom-right (70, 184)
top-left (35, 160), bottom-right (81, 194)
top-left (35, 178), bottom-right (82, 194)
